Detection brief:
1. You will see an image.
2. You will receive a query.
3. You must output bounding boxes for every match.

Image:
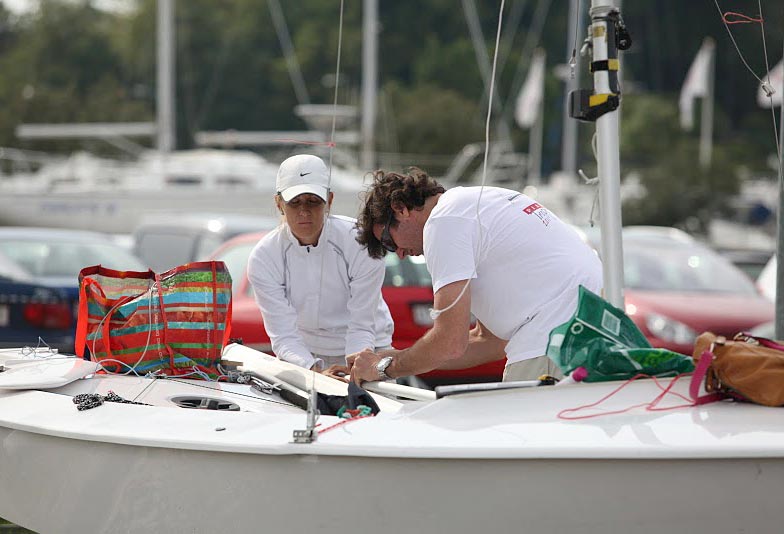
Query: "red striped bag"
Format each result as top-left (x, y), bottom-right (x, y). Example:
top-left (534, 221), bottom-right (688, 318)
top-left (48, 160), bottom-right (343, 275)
top-left (75, 261), bottom-right (232, 377)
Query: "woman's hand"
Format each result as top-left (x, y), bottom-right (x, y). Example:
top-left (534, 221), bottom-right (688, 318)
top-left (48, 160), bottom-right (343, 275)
top-left (319, 364), bottom-right (349, 382)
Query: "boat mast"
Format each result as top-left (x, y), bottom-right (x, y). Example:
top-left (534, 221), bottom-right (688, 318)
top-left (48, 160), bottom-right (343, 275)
top-left (698, 39), bottom-right (716, 170)
top-left (591, 1), bottom-right (625, 307)
top-left (569, 0), bottom-right (629, 307)
top-left (525, 49), bottom-right (546, 185)
top-left (157, 0), bottom-right (176, 153)
top-left (561, 0), bottom-right (584, 179)
top-left (360, 0), bottom-right (379, 170)
top-left (776, 36), bottom-right (784, 339)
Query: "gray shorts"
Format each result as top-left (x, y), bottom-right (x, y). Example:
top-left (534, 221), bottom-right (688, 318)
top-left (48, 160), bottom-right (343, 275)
top-left (502, 355), bottom-right (563, 382)
top-left (314, 345), bottom-right (393, 368)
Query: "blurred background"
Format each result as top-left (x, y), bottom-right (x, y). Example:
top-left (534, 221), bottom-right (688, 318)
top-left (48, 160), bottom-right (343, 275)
top-left (0, 1), bottom-right (780, 234)
top-left (0, 0), bottom-right (782, 382)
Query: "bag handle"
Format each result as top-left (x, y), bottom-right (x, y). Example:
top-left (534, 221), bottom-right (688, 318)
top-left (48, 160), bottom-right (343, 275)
top-left (689, 348), bottom-right (724, 405)
top-left (75, 277), bottom-right (111, 359)
top-left (223, 295), bottom-right (233, 348)
top-left (736, 332), bottom-right (784, 351)
top-left (211, 262), bottom-right (221, 362)
top-left (98, 294), bottom-right (136, 364)
top-left (153, 274), bottom-right (178, 371)
top-left (76, 266), bottom-right (156, 359)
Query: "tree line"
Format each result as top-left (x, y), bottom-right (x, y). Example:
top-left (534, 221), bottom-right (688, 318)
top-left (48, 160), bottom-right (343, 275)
top-left (0, 0), bottom-right (781, 230)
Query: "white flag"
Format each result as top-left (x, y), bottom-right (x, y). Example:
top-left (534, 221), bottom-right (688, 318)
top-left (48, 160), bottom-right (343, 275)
top-left (679, 38), bottom-right (715, 130)
top-left (758, 59), bottom-right (783, 108)
top-left (515, 49), bottom-right (546, 128)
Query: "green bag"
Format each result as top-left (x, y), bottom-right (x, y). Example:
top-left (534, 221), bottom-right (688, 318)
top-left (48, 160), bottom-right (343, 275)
top-left (546, 286), bottom-right (694, 382)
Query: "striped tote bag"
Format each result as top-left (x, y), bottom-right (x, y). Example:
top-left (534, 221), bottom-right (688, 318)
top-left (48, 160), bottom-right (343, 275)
top-left (75, 261), bottom-right (232, 377)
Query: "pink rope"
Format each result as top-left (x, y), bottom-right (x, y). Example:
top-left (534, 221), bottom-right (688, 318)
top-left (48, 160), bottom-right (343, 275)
top-left (316, 414), bottom-right (374, 435)
top-left (723, 11), bottom-right (763, 24)
top-left (557, 373), bottom-right (695, 420)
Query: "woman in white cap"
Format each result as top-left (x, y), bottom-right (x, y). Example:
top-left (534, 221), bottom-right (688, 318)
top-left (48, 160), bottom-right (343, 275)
top-left (247, 154), bottom-right (394, 378)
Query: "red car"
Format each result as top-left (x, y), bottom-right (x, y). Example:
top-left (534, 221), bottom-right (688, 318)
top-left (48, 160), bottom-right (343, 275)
top-left (209, 232), bottom-right (504, 385)
top-left (586, 226), bottom-right (774, 355)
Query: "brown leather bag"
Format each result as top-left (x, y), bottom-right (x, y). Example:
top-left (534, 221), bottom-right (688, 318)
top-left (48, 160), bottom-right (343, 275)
top-left (692, 332), bottom-right (784, 407)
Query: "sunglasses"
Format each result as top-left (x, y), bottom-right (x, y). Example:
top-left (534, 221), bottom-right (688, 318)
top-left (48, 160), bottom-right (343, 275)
top-left (380, 212), bottom-right (398, 253)
top-left (281, 195), bottom-right (325, 210)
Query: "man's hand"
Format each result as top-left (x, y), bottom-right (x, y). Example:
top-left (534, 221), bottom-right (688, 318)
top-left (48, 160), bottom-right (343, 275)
top-left (347, 348), bottom-right (382, 385)
top-left (318, 364), bottom-right (349, 382)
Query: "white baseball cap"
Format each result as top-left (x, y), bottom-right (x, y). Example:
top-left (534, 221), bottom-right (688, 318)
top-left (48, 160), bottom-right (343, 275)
top-left (276, 155), bottom-right (330, 202)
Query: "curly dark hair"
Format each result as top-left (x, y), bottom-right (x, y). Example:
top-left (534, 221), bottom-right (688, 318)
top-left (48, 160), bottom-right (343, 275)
top-left (356, 167), bottom-right (445, 259)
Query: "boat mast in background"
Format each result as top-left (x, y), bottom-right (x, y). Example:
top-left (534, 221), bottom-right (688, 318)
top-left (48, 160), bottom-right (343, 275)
top-left (462, 0), bottom-right (513, 148)
top-left (157, 0), bottom-right (176, 153)
top-left (699, 38), bottom-right (716, 170)
top-left (568, 0), bottom-right (628, 307)
top-left (776, 36), bottom-right (784, 339)
top-left (267, 0), bottom-right (311, 107)
top-left (360, 0), bottom-right (378, 170)
top-left (561, 0), bottom-right (584, 179)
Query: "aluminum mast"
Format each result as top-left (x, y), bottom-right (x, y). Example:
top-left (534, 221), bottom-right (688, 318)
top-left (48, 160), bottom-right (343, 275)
top-left (569, 0), bottom-right (631, 307)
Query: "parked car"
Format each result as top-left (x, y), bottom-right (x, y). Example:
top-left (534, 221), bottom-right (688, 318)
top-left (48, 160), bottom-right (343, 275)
top-left (209, 232), bottom-right (505, 386)
top-left (0, 227), bottom-right (147, 353)
top-left (132, 213), bottom-right (278, 272)
top-left (717, 248), bottom-right (772, 282)
top-left (586, 226), bottom-right (774, 355)
top-left (0, 251), bottom-right (74, 351)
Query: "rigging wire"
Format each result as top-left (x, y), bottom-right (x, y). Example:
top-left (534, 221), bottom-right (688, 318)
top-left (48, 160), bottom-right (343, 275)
top-left (256, 1), bottom-right (347, 399)
top-left (308, 0), bottom-right (347, 418)
top-left (327, 0), bottom-right (345, 188)
top-left (712, 0), bottom-right (782, 180)
top-left (192, 4), bottom-right (242, 132)
top-left (495, 0), bottom-right (530, 82)
top-left (755, 0), bottom-right (783, 175)
top-left (569, 0), bottom-right (582, 78)
top-left (268, 0), bottom-right (311, 106)
top-left (90, 280), bottom-right (155, 376)
top-left (474, 0), bottom-right (529, 139)
top-left (712, 0), bottom-right (769, 85)
top-left (500, 0), bottom-right (553, 127)
top-left (429, 0), bottom-right (506, 321)
top-left (163, 376), bottom-right (294, 407)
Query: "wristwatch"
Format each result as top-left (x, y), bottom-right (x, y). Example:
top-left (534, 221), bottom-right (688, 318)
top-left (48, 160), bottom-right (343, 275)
top-left (376, 356), bottom-right (394, 380)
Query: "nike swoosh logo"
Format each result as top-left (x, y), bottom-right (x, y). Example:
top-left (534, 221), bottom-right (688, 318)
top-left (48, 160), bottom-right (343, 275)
top-left (300, 172), bottom-right (311, 177)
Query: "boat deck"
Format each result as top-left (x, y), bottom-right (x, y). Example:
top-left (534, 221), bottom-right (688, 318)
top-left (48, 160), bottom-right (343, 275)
top-left (0, 365), bottom-right (782, 460)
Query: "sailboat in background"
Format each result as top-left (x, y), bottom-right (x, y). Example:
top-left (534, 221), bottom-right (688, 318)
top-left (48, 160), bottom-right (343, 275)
top-left (0, 148), bottom-right (367, 233)
top-left (0, 0), bottom-right (369, 233)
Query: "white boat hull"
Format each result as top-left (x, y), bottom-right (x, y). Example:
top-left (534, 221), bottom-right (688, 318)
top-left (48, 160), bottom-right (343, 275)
top-left (1, 426), bottom-right (782, 534)
top-left (0, 346), bottom-right (783, 533)
top-left (0, 149), bottom-right (368, 233)
top-left (0, 190), bottom-right (363, 234)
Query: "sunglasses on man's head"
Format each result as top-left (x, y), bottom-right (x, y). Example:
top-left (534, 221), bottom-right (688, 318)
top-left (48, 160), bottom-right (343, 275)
top-left (380, 212), bottom-right (398, 253)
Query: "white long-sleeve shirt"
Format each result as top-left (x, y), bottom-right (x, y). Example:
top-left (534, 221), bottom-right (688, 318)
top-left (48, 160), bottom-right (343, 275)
top-left (247, 215), bottom-right (394, 369)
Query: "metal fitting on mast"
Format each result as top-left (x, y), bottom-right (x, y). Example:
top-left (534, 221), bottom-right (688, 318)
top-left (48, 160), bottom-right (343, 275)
top-left (569, 9), bottom-right (631, 122)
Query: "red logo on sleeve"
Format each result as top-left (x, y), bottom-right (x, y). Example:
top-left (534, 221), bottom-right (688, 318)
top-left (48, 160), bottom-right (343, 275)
top-left (523, 202), bottom-right (542, 215)
top-left (523, 202), bottom-right (551, 226)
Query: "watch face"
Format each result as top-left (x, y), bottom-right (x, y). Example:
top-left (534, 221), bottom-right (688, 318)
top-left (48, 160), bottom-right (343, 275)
top-left (376, 356), bottom-right (392, 378)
